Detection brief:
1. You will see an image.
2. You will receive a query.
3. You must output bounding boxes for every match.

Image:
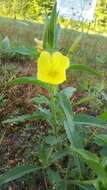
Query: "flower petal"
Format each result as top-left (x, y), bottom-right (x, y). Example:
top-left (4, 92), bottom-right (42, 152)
top-left (37, 51), bottom-right (51, 67)
top-left (39, 70), bottom-right (66, 85)
top-left (52, 52), bottom-right (70, 70)
top-left (37, 51), bottom-right (51, 80)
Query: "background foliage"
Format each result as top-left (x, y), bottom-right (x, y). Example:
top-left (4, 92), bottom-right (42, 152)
top-left (0, 0), bottom-right (107, 33)
top-left (0, 0), bottom-right (54, 20)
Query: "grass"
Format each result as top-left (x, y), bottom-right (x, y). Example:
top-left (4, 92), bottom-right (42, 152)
top-left (0, 16), bottom-right (43, 46)
top-left (0, 16), bottom-right (107, 67)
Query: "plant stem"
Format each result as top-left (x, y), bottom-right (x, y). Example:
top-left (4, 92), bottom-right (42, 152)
top-left (50, 85), bottom-right (58, 138)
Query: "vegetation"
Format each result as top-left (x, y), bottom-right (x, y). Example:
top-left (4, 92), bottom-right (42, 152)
top-left (0, 0), bottom-right (107, 34)
top-left (0, 1), bottom-right (107, 190)
top-left (0, 0), bottom-right (54, 20)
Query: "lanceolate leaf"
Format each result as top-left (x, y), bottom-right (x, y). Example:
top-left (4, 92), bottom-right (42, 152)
top-left (8, 76), bottom-right (50, 90)
top-left (59, 93), bottom-right (83, 176)
top-left (68, 33), bottom-right (83, 55)
top-left (31, 95), bottom-right (49, 105)
top-left (43, 3), bottom-right (59, 51)
top-left (70, 64), bottom-right (102, 77)
top-left (60, 87), bottom-right (76, 99)
top-left (74, 114), bottom-right (107, 128)
top-left (59, 94), bottom-right (83, 148)
top-left (2, 110), bottom-right (51, 124)
top-left (94, 134), bottom-right (107, 146)
top-left (9, 47), bottom-right (37, 58)
top-left (72, 148), bottom-right (107, 184)
top-left (0, 165), bottom-right (39, 186)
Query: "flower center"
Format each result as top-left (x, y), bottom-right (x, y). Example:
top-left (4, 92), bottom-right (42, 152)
top-left (48, 70), bottom-right (58, 77)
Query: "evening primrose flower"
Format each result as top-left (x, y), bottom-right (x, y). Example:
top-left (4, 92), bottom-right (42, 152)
top-left (37, 51), bottom-right (70, 85)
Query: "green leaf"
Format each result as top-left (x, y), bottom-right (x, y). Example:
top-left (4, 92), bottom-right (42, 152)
top-left (52, 149), bottom-right (69, 163)
top-left (44, 134), bottom-right (65, 145)
top-left (77, 184), bottom-right (94, 190)
top-left (74, 114), bottom-right (107, 128)
top-left (59, 93), bottom-right (83, 176)
top-left (8, 76), bottom-right (50, 90)
top-left (101, 92), bottom-right (107, 101)
top-left (68, 33), bottom-right (83, 55)
top-left (60, 87), bottom-right (76, 99)
top-left (40, 148), bottom-right (68, 168)
top-left (43, 3), bottom-right (59, 51)
top-left (76, 96), bottom-right (95, 105)
top-left (99, 109), bottom-right (107, 121)
top-left (0, 165), bottom-right (38, 186)
top-left (59, 94), bottom-right (83, 148)
top-left (38, 144), bottom-right (48, 166)
top-left (101, 157), bottom-right (107, 169)
top-left (47, 169), bottom-right (62, 188)
top-left (38, 144), bottom-right (67, 167)
top-left (72, 148), bottom-right (107, 184)
top-left (100, 147), bottom-right (107, 157)
top-left (31, 94), bottom-right (49, 105)
top-left (2, 110), bottom-right (51, 124)
top-left (94, 134), bottom-right (107, 146)
top-left (9, 47), bottom-right (37, 58)
top-left (70, 64), bottom-right (101, 77)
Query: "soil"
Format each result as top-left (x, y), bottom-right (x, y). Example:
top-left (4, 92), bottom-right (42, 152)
top-left (0, 60), bottom-right (50, 190)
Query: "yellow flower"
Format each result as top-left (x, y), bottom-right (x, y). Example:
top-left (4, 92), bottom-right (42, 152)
top-left (37, 51), bottom-right (70, 85)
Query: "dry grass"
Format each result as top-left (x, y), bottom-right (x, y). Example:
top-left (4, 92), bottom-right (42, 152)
top-left (0, 16), bottom-right (43, 46)
top-left (0, 17), bottom-right (107, 49)
top-left (0, 16), bottom-right (107, 67)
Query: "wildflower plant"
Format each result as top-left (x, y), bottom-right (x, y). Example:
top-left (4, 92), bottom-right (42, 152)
top-left (1, 3), bottom-right (107, 190)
